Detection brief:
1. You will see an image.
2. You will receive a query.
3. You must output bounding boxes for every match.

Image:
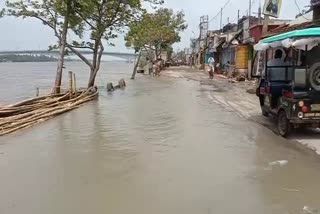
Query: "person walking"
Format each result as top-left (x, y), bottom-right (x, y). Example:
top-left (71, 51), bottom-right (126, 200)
top-left (208, 57), bottom-right (215, 79)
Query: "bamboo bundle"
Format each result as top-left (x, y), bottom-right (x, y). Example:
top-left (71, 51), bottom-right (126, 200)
top-left (0, 87), bottom-right (98, 136)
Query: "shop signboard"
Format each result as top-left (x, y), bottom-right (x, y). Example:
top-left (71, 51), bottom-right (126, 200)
top-left (263, 0), bottom-right (282, 18)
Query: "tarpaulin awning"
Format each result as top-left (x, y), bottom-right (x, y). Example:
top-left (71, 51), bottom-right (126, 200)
top-left (261, 27), bottom-right (320, 43)
top-left (254, 27), bottom-right (320, 51)
top-left (254, 37), bottom-right (320, 51)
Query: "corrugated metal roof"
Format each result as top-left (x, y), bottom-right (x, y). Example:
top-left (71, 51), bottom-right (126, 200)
top-left (264, 11), bottom-right (314, 38)
top-left (264, 21), bottom-right (317, 38)
top-left (223, 30), bottom-right (243, 48)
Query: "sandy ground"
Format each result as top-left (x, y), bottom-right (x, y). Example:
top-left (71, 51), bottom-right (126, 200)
top-left (163, 66), bottom-right (320, 155)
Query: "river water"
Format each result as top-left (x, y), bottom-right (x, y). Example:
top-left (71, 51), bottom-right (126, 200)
top-left (1, 62), bottom-right (320, 214)
top-left (0, 61), bottom-right (132, 104)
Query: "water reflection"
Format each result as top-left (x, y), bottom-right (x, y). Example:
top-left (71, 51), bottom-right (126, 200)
top-left (254, 128), bottom-right (320, 213)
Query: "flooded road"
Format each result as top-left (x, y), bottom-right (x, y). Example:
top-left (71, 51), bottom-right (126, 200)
top-left (1, 63), bottom-right (320, 213)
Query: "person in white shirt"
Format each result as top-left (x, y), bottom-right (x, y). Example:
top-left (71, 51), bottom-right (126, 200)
top-left (208, 57), bottom-right (215, 79)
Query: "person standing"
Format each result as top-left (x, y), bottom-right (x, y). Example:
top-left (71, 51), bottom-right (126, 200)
top-left (208, 57), bottom-right (215, 79)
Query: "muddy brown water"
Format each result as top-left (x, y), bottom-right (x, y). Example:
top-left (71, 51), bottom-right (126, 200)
top-left (1, 63), bottom-right (320, 214)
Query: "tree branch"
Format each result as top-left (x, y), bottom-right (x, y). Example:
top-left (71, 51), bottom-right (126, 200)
top-left (96, 42), bottom-right (104, 72)
top-left (66, 44), bottom-right (93, 69)
top-left (74, 9), bottom-right (96, 30)
top-left (104, 0), bottom-right (122, 28)
top-left (67, 44), bottom-right (94, 50)
top-left (143, 44), bottom-right (155, 51)
top-left (30, 14), bottom-right (61, 40)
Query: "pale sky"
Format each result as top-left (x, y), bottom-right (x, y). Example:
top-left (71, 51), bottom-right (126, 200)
top-left (0, 0), bottom-right (311, 52)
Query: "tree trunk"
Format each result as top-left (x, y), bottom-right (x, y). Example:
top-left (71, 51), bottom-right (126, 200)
top-left (87, 40), bottom-right (104, 88)
top-left (88, 68), bottom-right (98, 88)
top-left (131, 52), bottom-right (142, 80)
top-left (52, 0), bottom-right (71, 94)
top-left (155, 48), bottom-right (160, 59)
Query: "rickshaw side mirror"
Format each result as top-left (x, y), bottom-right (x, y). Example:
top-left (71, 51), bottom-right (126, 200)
top-left (251, 63), bottom-right (261, 78)
top-left (251, 51), bottom-right (261, 78)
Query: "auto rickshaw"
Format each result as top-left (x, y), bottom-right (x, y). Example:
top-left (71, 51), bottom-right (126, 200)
top-left (252, 27), bottom-right (320, 136)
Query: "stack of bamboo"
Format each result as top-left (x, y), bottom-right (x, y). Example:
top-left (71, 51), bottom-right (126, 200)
top-left (0, 87), bottom-right (98, 136)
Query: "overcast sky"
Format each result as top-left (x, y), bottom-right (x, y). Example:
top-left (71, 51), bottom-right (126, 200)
top-left (0, 0), bottom-right (311, 52)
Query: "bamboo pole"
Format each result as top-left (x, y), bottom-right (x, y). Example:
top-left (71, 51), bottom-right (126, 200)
top-left (68, 71), bottom-right (73, 99)
top-left (73, 73), bottom-right (77, 93)
top-left (36, 88), bottom-right (40, 97)
top-left (0, 87), bottom-right (98, 136)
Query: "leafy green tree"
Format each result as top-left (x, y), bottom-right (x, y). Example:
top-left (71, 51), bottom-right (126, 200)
top-left (0, 8), bottom-right (4, 18)
top-left (68, 0), bottom-right (145, 87)
top-left (64, 0), bottom-right (163, 87)
top-left (4, 0), bottom-right (83, 93)
top-left (125, 8), bottom-right (187, 59)
top-left (4, 0), bottom-right (163, 89)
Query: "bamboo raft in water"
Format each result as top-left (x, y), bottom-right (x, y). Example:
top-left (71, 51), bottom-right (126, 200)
top-left (0, 87), bottom-right (98, 136)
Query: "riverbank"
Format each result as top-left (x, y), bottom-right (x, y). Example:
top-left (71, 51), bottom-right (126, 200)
top-left (162, 66), bottom-right (320, 156)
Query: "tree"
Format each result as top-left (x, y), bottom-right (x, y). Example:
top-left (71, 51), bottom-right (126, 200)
top-left (0, 8), bottom-right (4, 18)
top-left (68, 0), bottom-right (139, 87)
top-left (68, 0), bottom-right (163, 87)
top-left (4, 0), bottom-right (83, 94)
top-left (125, 8), bottom-right (187, 59)
top-left (4, 0), bottom-right (163, 89)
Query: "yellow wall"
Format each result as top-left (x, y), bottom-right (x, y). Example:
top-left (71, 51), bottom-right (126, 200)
top-left (236, 45), bottom-right (249, 69)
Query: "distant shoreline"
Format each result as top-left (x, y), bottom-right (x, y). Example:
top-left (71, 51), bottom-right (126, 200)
top-left (0, 54), bottom-right (131, 63)
top-left (0, 54), bottom-right (58, 63)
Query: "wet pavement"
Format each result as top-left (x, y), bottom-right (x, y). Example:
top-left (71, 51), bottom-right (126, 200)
top-left (1, 66), bottom-right (320, 213)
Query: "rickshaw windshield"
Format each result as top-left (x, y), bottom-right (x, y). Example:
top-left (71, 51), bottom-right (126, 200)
top-left (265, 47), bottom-right (296, 81)
top-left (267, 66), bottom-right (294, 81)
top-left (252, 28), bottom-right (320, 79)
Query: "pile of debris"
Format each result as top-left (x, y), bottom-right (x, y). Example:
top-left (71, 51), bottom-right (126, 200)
top-left (0, 87), bottom-right (98, 136)
top-left (107, 79), bottom-right (127, 92)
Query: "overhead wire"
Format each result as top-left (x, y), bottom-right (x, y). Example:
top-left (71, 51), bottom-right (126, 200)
top-left (294, 0), bottom-right (312, 20)
top-left (208, 0), bottom-right (231, 23)
top-left (209, 0), bottom-right (256, 26)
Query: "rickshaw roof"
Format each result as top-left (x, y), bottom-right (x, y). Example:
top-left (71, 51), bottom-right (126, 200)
top-left (261, 27), bottom-right (320, 44)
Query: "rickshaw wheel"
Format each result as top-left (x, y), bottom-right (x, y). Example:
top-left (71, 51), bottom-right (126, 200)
top-left (309, 63), bottom-right (320, 91)
top-left (278, 110), bottom-right (291, 137)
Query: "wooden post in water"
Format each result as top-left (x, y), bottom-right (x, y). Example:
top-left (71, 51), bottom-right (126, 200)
top-left (73, 73), bottom-right (77, 93)
top-left (131, 51), bottom-right (142, 80)
top-left (68, 71), bottom-right (73, 99)
top-left (36, 87), bottom-right (39, 97)
top-left (119, 79), bottom-right (126, 89)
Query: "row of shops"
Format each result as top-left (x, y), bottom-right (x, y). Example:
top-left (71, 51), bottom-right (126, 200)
top-left (188, 15), bottom-right (291, 77)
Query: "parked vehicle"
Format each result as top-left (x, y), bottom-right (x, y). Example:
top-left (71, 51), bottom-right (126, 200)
top-left (252, 27), bottom-right (320, 136)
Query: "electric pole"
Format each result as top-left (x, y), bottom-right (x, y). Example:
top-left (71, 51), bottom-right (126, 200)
top-left (220, 8), bottom-right (223, 32)
top-left (258, 2), bottom-right (262, 24)
top-left (311, 0), bottom-right (320, 24)
top-left (249, 0), bottom-right (252, 17)
top-left (199, 15), bottom-right (209, 69)
top-left (237, 9), bottom-right (240, 30)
